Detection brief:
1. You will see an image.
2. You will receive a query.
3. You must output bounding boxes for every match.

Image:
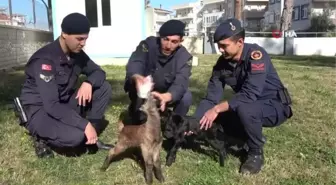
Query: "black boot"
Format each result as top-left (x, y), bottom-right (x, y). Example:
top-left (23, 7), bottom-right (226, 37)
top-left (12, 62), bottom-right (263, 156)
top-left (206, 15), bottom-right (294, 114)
top-left (89, 119), bottom-right (114, 151)
top-left (33, 136), bottom-right (54, 158)
top-left (240, 149), bottom-right (264, 174)
top-left (96, 140), bottom-right (113, 150)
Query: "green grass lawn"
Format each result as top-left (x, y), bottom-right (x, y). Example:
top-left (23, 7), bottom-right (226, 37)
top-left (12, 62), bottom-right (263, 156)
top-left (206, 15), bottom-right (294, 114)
top-left (0, 54), bottom-right (335, 185)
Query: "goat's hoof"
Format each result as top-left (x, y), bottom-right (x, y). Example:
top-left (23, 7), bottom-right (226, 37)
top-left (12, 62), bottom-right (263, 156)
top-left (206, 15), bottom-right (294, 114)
top-left (157, 176), bottom-right (165, 183)
top-left (145, 178), bottom-right (153, 185)
top-left (155, 172), bottom-right (165, 182)
top-left (166, 156), bottom-right (175, 166)
top-left (100, 167), bottom-right (107, 172)
top-left (165, 161), bottom-right (173, 167)
top-left (100, 164), bottom-right (109, 172)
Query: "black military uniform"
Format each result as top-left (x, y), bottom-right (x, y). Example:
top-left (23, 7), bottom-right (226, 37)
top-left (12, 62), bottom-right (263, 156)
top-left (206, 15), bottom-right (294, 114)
top-left (194, 18), bottom-right (293, 174)
top-left (124, 20), bottom-right (193, 123)
top-left (18, 13), bottom-right (112, 158)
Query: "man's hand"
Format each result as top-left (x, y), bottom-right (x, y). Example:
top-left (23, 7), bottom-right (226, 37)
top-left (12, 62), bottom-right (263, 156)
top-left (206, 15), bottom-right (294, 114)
top-left (76, 82), bottom-right (92, 106)
top-left (151, 92), bottom-right (172, 112)
top-left (200, 107), bottom-right (219, 130)
top-left (84, 122), bottom-right (98, 145)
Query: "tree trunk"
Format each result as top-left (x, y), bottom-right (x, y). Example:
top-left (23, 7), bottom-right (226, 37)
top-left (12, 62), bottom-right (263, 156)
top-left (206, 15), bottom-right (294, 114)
top-left (41, 0), bottom-right (53, 31)
top-left (280, 0), bottom-right (294, 31)
top-left (234, 0), bottom-right (242, 20)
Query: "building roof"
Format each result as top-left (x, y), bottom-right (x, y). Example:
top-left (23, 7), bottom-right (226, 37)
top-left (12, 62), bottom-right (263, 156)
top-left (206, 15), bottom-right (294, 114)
top-left (154, 8), bottom-right (173, 14)
top-left (171, 3), bottom-right (194, 10)
top-left (12, 13), bottom-right (26, 17)
top-left (0, 13), bottom-right (9, 20)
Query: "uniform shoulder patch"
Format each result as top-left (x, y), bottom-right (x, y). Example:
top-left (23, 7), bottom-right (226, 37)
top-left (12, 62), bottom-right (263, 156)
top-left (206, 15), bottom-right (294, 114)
top-left (39, 74), bottom-right (54, 82)
top-left (250, 50), bottom-right (263, 60)
top-left (142, 43), bottom-right (148, 52)
top-left (187, 57), bottom-right (193, 66)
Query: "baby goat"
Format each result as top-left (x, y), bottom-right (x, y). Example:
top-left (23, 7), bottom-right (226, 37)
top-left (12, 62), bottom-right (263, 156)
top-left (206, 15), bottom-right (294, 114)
top-left (162, 111), bottom-right (227, 167)
top-left (100, 94), bottom-right (164, 185)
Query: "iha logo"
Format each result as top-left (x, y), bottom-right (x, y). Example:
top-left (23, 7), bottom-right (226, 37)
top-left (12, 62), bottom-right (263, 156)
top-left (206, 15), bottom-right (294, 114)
top-left (272, 29), bottom-right (297, 38)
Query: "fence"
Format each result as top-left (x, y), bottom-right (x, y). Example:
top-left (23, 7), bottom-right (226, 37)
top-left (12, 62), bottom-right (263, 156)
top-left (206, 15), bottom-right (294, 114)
top-left (0, 24), bottom-right (53, 70)
top-left (180, 32), bottom-right (336, 56)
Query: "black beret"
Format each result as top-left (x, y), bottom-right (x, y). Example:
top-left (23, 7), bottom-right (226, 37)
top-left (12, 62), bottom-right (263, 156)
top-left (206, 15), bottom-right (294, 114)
top-left (159, 20), bottom-right (185, 37)
top-left (213, 18), bottom-right (244, 42)
top-left (61, 13), bottom-right (90, 34)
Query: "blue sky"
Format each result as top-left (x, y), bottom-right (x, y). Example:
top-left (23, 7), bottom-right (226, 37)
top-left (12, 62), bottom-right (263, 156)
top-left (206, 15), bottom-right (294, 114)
top-left (150, 0), bottom-right (195, 11)
top-left (0, 0), bottom-right (49, 30)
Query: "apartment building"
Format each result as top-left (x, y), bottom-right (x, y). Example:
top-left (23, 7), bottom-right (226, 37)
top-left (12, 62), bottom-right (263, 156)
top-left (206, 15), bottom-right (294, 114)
top-left (201, 0), bottom-right (234, 33)
top-left (291, 0), bottom-right (336, 31)
top-left (0, 8), bottom-right (26, 26)
top-left (242, 0), bottom-right (268, 31)
top-left (171, 0), bottom-right (269, 35)
top-left (145, 6), bottom-right (173, 36)
top-left (171, 0), bottom-right (234, 35)
top-left (263, 0), bottom-right (336, 31)
top-left (171, 1), bottom-right (203, 36)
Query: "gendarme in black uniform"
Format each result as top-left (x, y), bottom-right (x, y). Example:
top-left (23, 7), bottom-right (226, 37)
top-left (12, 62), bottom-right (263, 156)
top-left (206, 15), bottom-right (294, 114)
top-left (19, 13), bottom-right (112, 158)
top-left (124, 20), bottom-right (193, 123)
top-left (194, 18), bottom-right (293, 174)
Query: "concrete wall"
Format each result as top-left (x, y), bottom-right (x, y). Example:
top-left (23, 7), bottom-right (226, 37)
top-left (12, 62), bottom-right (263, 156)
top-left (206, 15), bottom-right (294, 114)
top-left (182, 36), bottom-right (204, 54)
top-left (0, 25), bottom-right (53, 70)
top-left (145, 7), bottom-right (155, 37)
top-left (205, 37), bottom-right (336, 56)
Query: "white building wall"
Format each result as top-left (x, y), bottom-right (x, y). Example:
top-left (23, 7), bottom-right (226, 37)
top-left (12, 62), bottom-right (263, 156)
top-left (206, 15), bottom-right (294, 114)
top-left (52, 0), bottom-right (145, 60)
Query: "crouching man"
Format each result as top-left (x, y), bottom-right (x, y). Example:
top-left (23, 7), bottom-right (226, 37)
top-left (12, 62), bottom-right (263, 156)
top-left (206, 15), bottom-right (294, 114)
top-left (124, 20), bottom-right (193, 124)
top-left (193, 18), bottom-right (293, 174)
top-left (18, 13), bottom-right (113, 158)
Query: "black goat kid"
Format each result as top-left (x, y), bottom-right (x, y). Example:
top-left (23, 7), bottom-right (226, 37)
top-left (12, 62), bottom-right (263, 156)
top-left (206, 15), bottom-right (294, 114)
top-left (162, 111), bottom-right (227, 167)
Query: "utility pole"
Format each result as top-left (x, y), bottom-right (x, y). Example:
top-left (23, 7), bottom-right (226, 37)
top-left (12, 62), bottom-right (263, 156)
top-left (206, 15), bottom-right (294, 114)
top-left (32, 0), bottom-right (36, 28)
top-left (8, 0), bottom-right (12, 25)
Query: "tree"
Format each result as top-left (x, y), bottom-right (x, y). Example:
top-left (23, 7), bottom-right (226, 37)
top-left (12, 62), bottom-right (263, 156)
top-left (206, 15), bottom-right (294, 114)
top-left (234, 0), bottom-right (242, 20)
top-left (39, 0), bottom-right (53, 31)
top-left (308, 9), bottom-right (335, 32)
top-left (279, 0), bottom-right (294, 31)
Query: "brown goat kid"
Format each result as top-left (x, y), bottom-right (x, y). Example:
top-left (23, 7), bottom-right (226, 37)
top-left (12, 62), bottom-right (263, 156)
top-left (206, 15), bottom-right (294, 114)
top-left (100, 94), bottom-right (165, 185)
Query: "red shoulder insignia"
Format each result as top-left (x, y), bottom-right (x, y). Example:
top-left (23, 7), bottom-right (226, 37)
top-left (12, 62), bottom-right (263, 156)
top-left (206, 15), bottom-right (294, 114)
top-left (251, 50), bottom-right (262, 60)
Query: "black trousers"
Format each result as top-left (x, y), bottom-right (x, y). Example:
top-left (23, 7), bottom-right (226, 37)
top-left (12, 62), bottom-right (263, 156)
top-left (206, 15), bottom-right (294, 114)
top-left (26, 81), bottom-right (112, 148)
top-left (194, 99), bottom-right (292, 151)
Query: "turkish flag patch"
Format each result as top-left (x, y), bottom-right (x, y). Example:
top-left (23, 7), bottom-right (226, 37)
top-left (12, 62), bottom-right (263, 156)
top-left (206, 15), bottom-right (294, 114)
top-left (42, 64), bottom-right (52, 71)
top-left (251, 63), bottom-right (265, 71)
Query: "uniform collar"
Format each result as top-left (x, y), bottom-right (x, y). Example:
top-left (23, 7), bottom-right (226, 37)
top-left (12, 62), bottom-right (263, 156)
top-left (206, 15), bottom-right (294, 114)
top-left (238, 43), bottom-right (250, 63)
top-left (52, 38), bottom-right (75, 66)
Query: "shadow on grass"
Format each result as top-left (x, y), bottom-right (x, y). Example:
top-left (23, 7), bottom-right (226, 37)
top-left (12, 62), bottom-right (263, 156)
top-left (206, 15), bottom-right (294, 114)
top-left (161, 137), bottom-right (247, 167)
top-left (270, 55), bottom-right (336, 68)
